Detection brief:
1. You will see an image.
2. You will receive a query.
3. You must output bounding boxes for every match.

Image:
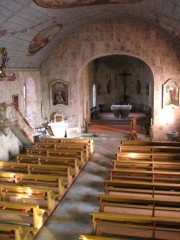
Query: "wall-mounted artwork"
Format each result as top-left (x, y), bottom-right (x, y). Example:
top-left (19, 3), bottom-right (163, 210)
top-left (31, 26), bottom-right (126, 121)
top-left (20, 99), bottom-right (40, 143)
top-left (28, 24), bottom-right (62, 55)
top-left (162, 79), bottom-right (179, 108)
top-left (50, 80), bottom-right (68, 106)
top-left (12, 94), bottom-right (19, 107)
top-left (33, 0), bottom-right (143, 9)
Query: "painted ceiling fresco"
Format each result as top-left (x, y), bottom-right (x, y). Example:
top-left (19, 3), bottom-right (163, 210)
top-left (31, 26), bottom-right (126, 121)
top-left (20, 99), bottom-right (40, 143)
top-left (28, 24), bottom-right (62, 55)
top-left (33, 0), bottom-right (143, 9)
top-left (0, 0), bottom-right (179, 68)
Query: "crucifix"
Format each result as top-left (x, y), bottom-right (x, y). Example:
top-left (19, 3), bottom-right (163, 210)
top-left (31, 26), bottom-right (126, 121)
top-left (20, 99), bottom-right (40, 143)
top-left (119, 70), bottom-right (131, 103)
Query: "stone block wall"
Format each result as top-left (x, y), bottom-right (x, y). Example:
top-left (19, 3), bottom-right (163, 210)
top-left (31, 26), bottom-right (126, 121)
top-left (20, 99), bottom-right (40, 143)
top-left (0, 70), bottom-right (42, 160)
top-left (41, 19), bottom-right (180, 140)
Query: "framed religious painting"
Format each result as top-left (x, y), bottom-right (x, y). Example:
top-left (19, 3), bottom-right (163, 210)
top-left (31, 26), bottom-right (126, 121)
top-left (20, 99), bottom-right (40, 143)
top-left (49, 80), bottom-right (68, 106)
top-left (162, 79), bottom-right (179, 108)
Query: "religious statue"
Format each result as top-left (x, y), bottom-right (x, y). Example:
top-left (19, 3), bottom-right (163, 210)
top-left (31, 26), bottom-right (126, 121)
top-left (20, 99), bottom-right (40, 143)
top-left (106, 80), bottom-right (112, 94)
top-left (0, 47), bottom-right (9, 76)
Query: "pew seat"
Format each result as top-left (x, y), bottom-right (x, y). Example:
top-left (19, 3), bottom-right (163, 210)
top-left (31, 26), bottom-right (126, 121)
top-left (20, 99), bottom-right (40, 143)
top-left (109, 168), bottom-right (180, 183)
top-left (15, 154), bottom-right (74, 185)
top-left (118, 145), bottom-right (180, 153)
top-left (26, 147), bottom-right (85, 167)
top-left (120, 140), bottom-right (180, 146)
top-left (35, 142), bottom-right (90, 159)
top-left (0, 201), bottom-right (44, 229)
top-left (113, 159), bottom-right (180, 171)
top-left (0, 171), bottom-right (66, 199)
top-left (0, 223), bottom-right (24, 240)
top-left (90, 212), bottom-right (180, 240)
top-left (98, 194), bottom-right (180, 218)
top-left (105, 179), bottom-right (180, 200)
top-left (79, 235), bottom-right (133, 240)
top-left (117, 152), bottom-right (180, 161)
top-left (41, 137), bottom-right (94, 154)
top-left (0, 184), bottom-right (57, 214)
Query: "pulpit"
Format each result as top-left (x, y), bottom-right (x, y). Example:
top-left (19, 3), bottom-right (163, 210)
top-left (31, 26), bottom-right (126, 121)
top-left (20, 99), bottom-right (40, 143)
top-left (111, 104), bottom-right (132, 118)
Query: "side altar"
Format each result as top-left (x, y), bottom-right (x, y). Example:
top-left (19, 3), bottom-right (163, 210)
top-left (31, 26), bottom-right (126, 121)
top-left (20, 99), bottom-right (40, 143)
top-left (111, 104), bottom-right (132, 118)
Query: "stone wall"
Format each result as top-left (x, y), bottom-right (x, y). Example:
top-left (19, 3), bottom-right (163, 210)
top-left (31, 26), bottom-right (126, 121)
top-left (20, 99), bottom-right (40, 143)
top-left (41, 19), bottom-right (180, 140)
top-left (0, 70), bottom-right (42, 160)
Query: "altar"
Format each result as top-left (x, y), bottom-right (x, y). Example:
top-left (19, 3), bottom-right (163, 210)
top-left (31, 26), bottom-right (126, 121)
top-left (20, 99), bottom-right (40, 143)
top-left (48, 121), bottom-right (67, 137)
top-left (111, 104), bottom-right (132, 118)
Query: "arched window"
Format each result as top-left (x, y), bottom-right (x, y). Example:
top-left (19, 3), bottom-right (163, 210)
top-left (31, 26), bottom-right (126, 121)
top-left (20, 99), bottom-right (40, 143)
top-left (23, 83), bottom-right (27, 116)
top-left (93, 84), bottom-right (96, 107)
top-left (23, 77), bottom-right (37, 124)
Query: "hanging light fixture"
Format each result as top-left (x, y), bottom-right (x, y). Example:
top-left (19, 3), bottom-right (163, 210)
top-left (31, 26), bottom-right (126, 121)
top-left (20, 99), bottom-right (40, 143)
top-left (0, 48), bottom-right (16, 81)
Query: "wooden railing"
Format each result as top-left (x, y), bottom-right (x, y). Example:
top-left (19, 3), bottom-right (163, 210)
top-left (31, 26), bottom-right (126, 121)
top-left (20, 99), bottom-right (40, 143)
top-left (0, 103), bottom-right (34, 143)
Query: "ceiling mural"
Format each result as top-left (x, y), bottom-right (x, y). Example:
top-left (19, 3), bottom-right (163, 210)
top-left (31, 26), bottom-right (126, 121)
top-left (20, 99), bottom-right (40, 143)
top-left (33, 0), bottom-right (144, 9)
top-left (0, 16), bottom-right (57, 39)
top-left (0, 0), bottom-right (179, 68)
top-left (28, 24), bottom-right (62, 55)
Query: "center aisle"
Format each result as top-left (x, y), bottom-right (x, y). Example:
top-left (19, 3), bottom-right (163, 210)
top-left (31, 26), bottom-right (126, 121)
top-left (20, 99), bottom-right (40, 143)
top-left (34, 135), bottom-right (122, 240)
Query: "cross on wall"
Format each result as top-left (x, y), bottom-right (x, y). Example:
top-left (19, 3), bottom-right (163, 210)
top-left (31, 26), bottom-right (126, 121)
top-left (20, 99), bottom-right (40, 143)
top-left (119, 70), bottom-right (131, 102)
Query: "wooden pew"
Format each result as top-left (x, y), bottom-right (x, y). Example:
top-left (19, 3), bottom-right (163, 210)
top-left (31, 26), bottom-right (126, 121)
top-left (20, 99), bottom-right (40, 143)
top-left (120, 140), bottom-right (180, 146)
top-left (113, 159), bottom-right (180, 171)
top-left (26, 147), bottom-right (85, 167)
top-left (47, 149), bottom-right (85, 166)
top-left (55, 142), bottom-right (89, 159)
top-left (90, 212), bottom-right (180, 239)
top-left (0, 201), bottom-right (44, 229)
top-left (79, 235), bottom-right (133, 240)
top-left (41, 137), bottom-right (94, 155)
top-left (118, 145), bottom-right (180, 153)
top-left (98, 194), bottom-right (180, 218)
top-left (117, 152), bottom-right (180, 162)
top-left (0, 223), bottom-right (24, 240)
top-left (109, 168), bottom-right (180, 183)
top-left (35, 142), bottom-right (90, 159)
top-left (15, 154), bottom-right (76, 179)
top-left (0, 171), bottom-right (64, 200)
top-left (0, 184), bottom-right (57, 214)
top-left (105, 179), bottom-right (180, 200)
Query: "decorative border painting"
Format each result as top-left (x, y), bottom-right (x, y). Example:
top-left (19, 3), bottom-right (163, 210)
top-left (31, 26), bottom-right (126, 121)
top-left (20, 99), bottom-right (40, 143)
top-left (33, 0), bottom-right (143, 9)
top-left (162, 79), bottom-right (179, 108)
top-left (49, 80), bottom-right (68, 106)
top-left (28, 24), bottom-right (62, 55)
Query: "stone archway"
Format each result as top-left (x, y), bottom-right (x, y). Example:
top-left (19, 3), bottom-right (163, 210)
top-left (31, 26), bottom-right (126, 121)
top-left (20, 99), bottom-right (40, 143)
top-left (89, 54), bottom-right (154, 115)
top-left (42, 19), bottom-right (180, 140)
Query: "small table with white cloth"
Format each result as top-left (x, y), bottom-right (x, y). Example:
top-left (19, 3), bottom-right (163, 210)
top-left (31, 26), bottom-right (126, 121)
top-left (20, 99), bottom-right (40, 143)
top-left (111, 104), bottom-right (132, 118)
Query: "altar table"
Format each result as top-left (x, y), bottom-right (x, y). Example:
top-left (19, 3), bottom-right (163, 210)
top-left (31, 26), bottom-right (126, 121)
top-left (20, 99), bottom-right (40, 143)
top-left (111, 104), bottom-right (132, 118)
top-left (48, 121), bottom-right (67, 137)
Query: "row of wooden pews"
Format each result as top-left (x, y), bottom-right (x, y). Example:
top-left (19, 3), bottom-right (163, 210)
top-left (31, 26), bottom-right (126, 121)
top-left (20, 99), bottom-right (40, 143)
top-left (0, 137), bottom-right (94, 240)
top-left (80, 140), bottom-right (180, 240)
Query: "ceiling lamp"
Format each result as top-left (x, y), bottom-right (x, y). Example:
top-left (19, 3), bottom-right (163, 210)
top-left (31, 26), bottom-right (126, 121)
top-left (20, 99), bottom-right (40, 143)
top-left (0, 48), bottom-right (16, 81)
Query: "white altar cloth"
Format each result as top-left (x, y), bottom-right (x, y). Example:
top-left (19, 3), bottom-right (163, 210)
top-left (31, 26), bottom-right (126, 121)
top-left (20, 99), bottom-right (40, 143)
top-left (48, 121), bottom-right (68, 137)
top-left (111, 104), bottom-right (132, 118)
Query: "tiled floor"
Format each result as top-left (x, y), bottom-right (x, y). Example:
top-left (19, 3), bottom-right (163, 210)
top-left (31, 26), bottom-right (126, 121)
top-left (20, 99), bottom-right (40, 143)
top-left (34, 131), bottom-right (149, 240)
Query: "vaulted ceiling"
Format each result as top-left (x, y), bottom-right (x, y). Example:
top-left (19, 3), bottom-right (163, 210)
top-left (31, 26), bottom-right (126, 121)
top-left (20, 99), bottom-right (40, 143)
top-left (0, 0), bottom-right (179, 69)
